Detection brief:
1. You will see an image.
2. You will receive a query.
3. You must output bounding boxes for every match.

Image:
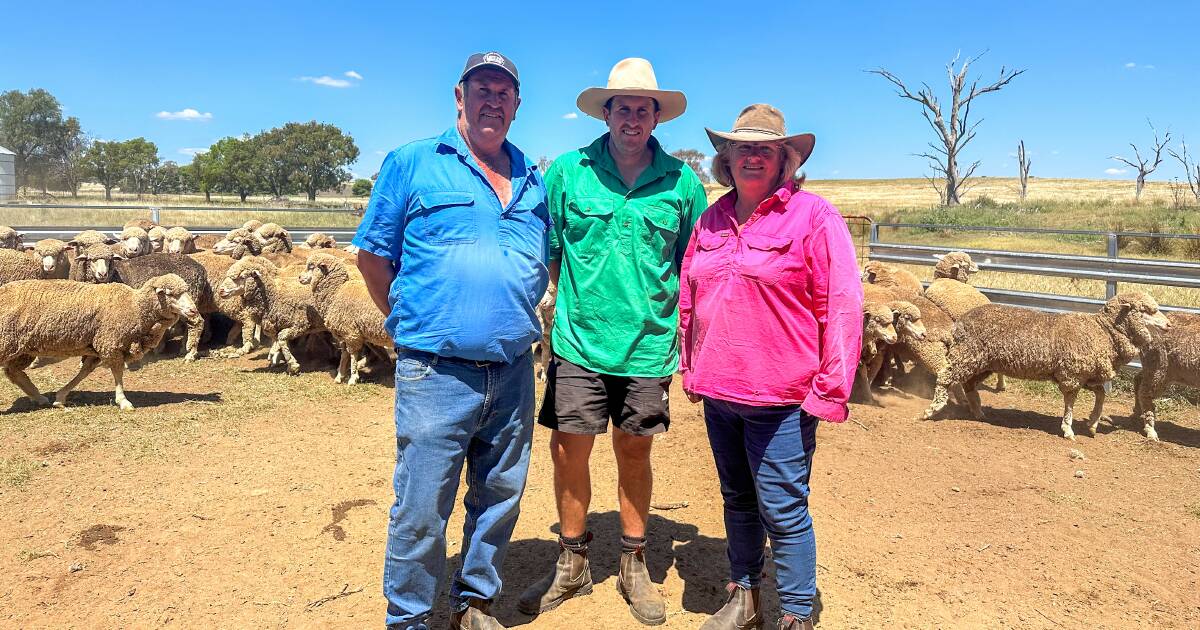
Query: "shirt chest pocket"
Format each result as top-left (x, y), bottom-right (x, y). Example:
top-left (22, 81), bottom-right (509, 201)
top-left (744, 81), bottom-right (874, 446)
top-left (564, 197), bottom-right (614, 258)
top-left (416, 192), bottom-right (478, 244)
top-left (739, 233), bottom-right (794, 285)
top-left (690, 231), bottom-right (733, 280)
top-left (500, 198), bottom-right (550, 249)
top-left (636, 202), bottom-right (680, 261)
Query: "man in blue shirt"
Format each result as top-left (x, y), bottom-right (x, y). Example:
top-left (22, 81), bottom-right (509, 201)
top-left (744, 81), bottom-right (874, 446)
top-left (354, 51), bottom-right (549, 630)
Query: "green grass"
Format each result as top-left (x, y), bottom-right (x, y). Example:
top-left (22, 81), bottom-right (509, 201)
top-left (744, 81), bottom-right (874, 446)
top-left (0, 455), bottom-right (39, 488)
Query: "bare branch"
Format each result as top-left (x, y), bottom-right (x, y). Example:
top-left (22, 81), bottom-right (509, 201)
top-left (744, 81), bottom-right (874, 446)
top-left (1109, 155), bottom-right (1141, 169)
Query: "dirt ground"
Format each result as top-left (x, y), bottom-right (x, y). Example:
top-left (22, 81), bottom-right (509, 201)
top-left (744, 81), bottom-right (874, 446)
top-left (1, 356), bottom-right (1198, 629)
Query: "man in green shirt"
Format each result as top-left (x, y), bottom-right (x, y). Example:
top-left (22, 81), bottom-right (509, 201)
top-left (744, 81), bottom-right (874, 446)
top-left (518, 58), bottom-right (707, 626)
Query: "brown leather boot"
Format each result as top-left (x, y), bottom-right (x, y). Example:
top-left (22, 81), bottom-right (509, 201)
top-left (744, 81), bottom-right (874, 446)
top-left (449, 597), bottom-right (504, 630)
top-left (617, 545), bottom-right (667, 625)
top-left (777, 613), bottom-right (814, 630)
top-left (516, 537), bottom-right (593, 615)
top-left (700, 582), bottom-right (762, 629)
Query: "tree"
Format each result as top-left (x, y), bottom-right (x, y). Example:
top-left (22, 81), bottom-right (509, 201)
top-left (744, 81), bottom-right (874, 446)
top-left (1017, 140), bottom-right (1031, 202)
top-left (120, 138), bottom-right (160, 199)
top-left (253, 127), bottom-right (295, 199)
top-left (537, 155), bottom-right (551, 173)
top-left (870, 53), bottom-right (1025, 206)
top-left (670, 148), bottom-right (711, 184)
top-left (0, 88), bottom-right (79, 192)
top-left (207, 135), bottom-right (260, 202)
top-left (189, 151), bottom-right (219, 203)
top-left (1167, 138), bottom-right (1200, 203)
top-left (280, 121), bottom-right (360, 201)
top-left (148, 161), bottom-right (185, 195)
top-left (351, 178), bottom-right (373, 196)
top-left (1110, 120), bottom-right (1171, 203)
top-left (84, 140), bottom-right (130, 201)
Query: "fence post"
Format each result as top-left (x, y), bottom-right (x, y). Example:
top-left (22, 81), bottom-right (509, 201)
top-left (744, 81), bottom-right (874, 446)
top-left (1106, 232), bottom-right (1119, 299)
top-left (150, 206), bottom-right (161, 224)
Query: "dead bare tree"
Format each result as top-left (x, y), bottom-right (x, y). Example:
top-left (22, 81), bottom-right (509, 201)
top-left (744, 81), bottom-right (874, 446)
top-left (1017, 140), bottom-right (1031, 202)
top-left (1167, 139), bottom-right (1200, 203)
top-left (1110, 120), bottom-right (1171, 203)
top-left (869, 52), bottom-right (1025, 206)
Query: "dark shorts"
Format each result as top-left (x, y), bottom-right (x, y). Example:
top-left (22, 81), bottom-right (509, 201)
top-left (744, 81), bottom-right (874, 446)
top-left (537, 354), bottom-right (672, 436)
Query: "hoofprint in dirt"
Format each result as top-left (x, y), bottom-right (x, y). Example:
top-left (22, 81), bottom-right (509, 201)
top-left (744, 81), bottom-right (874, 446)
top-left (1, 359), bottom-right (1198, 629)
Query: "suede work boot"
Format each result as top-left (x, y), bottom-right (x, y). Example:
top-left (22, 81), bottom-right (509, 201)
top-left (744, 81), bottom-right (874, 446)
top-left (777, 613), bottom-right (815, 630)
top-left (449, 598), bottom-right (504, 630)
top-left (617, 544), bottom-right (667, 625)
top-left (700, 582), bottom-right (763, 630)
top-left (516, 534), bottom-right (594, 615)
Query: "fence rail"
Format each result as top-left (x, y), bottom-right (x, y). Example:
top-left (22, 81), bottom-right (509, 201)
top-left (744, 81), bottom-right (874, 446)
top-left (11, 225), bottom-right (358, 244)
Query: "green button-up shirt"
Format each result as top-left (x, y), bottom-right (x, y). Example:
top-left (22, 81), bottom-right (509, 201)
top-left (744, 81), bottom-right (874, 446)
top-left (547, 133), bottom-right (708, 377)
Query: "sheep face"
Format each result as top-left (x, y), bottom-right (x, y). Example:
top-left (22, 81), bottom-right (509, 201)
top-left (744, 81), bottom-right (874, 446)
top-left (0, 227), bottom-right (24, 250)
top-left (217, 267), bottom-right (262, 299)
top-left (76, 245), bottom-right (123, 283)
top-left (242, 219), bottom-right (264, 232)
top-left (146, 274), bottom-right (199, 320)
top-left (163, 227), bottom-right (198, 254)
top-left (863, 303), bottom-right (898, 346)
top-left (889, 301), bottom-right (927, 341)
top-left (148, 226), bottom-right (168, 252)
top-left (861, 261), bottom-right (889, 284)
top-left (298, 253), bottom-right (340, 286)
top-left (1105, 292), bottom-right (1171, 348)
top-left (303, 233), bottom-right (337, 249)
top-left (32, 239), bottom-right (70, 274)
top-left (121, 227), bottom-right (151, 257)
top-left (933, 252), bottom-right (980, 282)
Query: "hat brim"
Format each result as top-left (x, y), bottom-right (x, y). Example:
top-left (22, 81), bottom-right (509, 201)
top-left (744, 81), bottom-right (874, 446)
top-left (576, 88), bottom-right (687, 123)
top-left (706, 128), bottom-right (816, 166)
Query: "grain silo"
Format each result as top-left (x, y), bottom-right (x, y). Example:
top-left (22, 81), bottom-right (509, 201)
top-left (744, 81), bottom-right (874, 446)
top-left (0, 146), bottom-right (15, 202)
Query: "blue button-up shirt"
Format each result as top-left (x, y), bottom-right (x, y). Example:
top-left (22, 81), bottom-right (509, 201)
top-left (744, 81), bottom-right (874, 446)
top-left (352, 126), bottom-right (550, 362)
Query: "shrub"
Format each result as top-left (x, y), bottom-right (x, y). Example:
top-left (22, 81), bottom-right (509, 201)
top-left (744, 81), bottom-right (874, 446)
top-left (351, 178), bottom-right (373, 197)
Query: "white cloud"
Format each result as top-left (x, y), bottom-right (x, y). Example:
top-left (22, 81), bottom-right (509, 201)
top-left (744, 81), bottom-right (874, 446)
top-left (1125, 62), bottom-right (1137, 68)
top-left (1105, 167), bottom-right (1127, 175)
top-left (300, 75), bottom-right (354, 88)
top-left (374, 150), bottom-right (387, 156)
top-left (1051, 150), bottom-right (1060, 155)
top-left (156, 108), bottom-right (213, 121)
top-left (562, 112), bottom-right (579, 120)
top-left (1144, 64), bottom-right (1156, 69)
top-left (178, 147), bottom-right (206, 156)
top-left (832, 169), bottom-right (841, 176)
top-left (1124, 62), bottom-right (1156, 70)
top-left (345, 70), bottom-right (364, 80)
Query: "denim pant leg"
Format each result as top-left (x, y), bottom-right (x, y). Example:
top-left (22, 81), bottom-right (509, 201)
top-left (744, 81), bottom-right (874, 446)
top-left (702, 398), bottom-right (768, 589)
top-left (384, 354), bottom-right (487, 630)
top-left (744, 405), bottom-right (818, 620)
top-left (450, 351), bottom-right (536, 609)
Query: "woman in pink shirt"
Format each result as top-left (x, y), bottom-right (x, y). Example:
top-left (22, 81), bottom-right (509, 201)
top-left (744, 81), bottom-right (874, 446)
top-left (680, 104), bottom-right (863, 630)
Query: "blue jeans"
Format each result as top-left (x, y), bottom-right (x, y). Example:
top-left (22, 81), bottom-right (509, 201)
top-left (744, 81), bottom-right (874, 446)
top-left (383, 349), bottom-right (536, 630)
top-left (702, 397), bottom-right (819, 620)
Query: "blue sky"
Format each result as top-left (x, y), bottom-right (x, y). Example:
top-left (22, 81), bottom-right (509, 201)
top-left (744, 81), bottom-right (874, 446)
top-left (4, 1), bottom-right (1198, 182)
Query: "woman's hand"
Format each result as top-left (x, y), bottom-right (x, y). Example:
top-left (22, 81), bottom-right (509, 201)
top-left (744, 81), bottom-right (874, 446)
top-left (683, 388), bottom-right (702, 404)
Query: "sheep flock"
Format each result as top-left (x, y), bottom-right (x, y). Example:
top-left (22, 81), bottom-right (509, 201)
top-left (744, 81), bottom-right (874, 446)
top-left (0, 220), bottom-right (375, 411)
top-left (860, 253), bottom-right (1193, 441)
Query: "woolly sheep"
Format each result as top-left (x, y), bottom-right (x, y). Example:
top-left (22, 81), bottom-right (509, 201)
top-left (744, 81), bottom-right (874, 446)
top-left (853, 301), bottom-right (900, 405)
top-left (69, 229), bottom-right (119, 248)
top-left (253, 223), bottom-right (293, 253)
top-left (302, 233), bottom-right (338, 249)
top-left (110, 253), bottom-right (214, 362)
top-left (299, 252), bottom-right (391, 384)
top-left (924, 292), bottom-right (1171, 440)
top-left (0, 240), bottom-right (72, 287)
top-left (922, 251), bottom-right (1006, 392)
top-left (1, 226), bottom-right (24, 250)
top-left (862, 261), bottom-right (923, 299)
top-left (216, 256), bottom-right (324, 374)
top-left (163, 227), bottom-right (201, 254)
top-left (188, 251), bottom-right (259, 353)
top-left (1133, 312), bottom-right (1200, 441)
top-left (242, 219), bottom-right (264, 232)
top-left (120, 226), bottom-right (152, 258)
top-left (147, 226), bottom-right (168, 252)
top-left (123, 218), bottom-right (158, 232)
top-left (932, 251), bottom-right (981, 281)
top-left (0, 274), bottom-right (197, 410)
top-left (28, 239), bottom-right (72, 279)
top-left (69, 244), bottom-right (123, 283)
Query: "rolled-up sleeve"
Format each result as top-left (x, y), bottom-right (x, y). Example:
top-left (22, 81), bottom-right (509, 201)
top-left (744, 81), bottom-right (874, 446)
top-left (352, 149), bottom-right (410, 263)
top-left (677, 221), bottom-right (703, 379)
top-left (544, 159), bottom-right (565, 261)
top-left (801, 206), bottom-right (865, 422)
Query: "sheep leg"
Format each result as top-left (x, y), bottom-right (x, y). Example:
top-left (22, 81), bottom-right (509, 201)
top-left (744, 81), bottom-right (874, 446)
top-left (110, 362), bottom-right (134, 411)
top-left (335, 349), bottom-right (351, 383)
top-left (3, 362), bottom-right (50, 407)
top-left (993, 374), bottom-right (1007, 392)
top-left (1057, 383), bottom-right (1080, 440)
top-left (275, 329), bottom-right (302, 375)
top-left (182, 315), bottom-right (204, 362)
top-left (53, 356), bottom-right (102, 408)
top-left (1133, 369), bottom-right (1165, 441)
top-left (1085, 385), bottom-right (1110, 437)
top-left (225, 322), bottom-right (243, 347)
top-left (963, 380), bottom-right (985, 420)
top-left (346, 342), bottom-right (365, 385)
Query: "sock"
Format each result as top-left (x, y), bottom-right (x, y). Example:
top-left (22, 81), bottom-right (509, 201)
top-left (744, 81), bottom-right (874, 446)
top-left (560, 532), bottom-right (590, 552)
top-left (621, 534), bottom-right (646, 553)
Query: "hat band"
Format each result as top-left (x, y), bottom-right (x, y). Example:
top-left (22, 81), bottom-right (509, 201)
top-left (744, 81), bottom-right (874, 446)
top-left (730, 126), bottom-right (784, 137)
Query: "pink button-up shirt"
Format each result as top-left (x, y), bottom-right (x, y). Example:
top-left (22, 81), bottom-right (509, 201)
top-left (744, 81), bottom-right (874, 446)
top-left (678, 183), bottom-right (864, 422)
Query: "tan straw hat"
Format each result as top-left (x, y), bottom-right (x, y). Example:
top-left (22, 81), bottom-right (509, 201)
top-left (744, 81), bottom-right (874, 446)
top-left (576, 58), bottom-right (687, 122)
top-left (706, 104), bottom-right (816, 165)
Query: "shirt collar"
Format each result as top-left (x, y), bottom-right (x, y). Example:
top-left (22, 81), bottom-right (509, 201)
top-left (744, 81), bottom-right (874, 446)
top-left (436, 126), bottom-right (536, 177)
top-left (580, 133), bottom-right (679, 188)
top-left (716, 181), bottom-right (798, 222)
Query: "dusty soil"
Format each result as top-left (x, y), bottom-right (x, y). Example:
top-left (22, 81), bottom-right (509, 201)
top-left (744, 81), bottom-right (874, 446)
top-left (1, 358), bottom-right (1198, 629)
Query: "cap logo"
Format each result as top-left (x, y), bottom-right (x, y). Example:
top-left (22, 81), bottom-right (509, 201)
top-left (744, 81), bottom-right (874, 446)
top-left (483, 52), bottom-right (504, 65)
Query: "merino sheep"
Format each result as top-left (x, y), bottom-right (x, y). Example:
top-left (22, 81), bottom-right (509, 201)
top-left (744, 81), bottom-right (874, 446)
top-left (1, 226), bottom-right (24, 250)
top-left (0, 274), bottom-right (197, 410)
top-left (924, 292), bottom-right (1172, 440)
top-left (216, 256), bottom-right (324, 374)
top-left (28, 239), bottom-right (72, 279)
top-left (853, 301), bottom-right (900, 405)
top-left (933, 251), bottom-right (981, 281)
top-left (862, 261), bottom-right (923, 299)
top-left (302, 233), bottom-right (338, 249)
top-left (123, 218), bottom-right (157, 232)
top-left (188, 250), bottom-right (258, 353)
top-left (0, 240), bottom-right (73, 287)
top-left (119, 226), bottom-right (152, 258)
top-left (69, 244), bottom-right (123, 283)
top-left (147, 226), bottom-right (168, 252)
top-left (1133, 312), bottom-right (1200, 441)
top-left (242, 219), bottom-right (264, 232)
top-left (69, 229), bottom-right (119, 248)
top-left (163, 226), bottom-right (201, 254)
top-left (922, 251), bottom-right (1006, 392)
top-left (298, 252), bottom-right (391, 384)
top-left (253, 223), bottom-right (294, 253)
top-left (110, 253), bottom-right (213, 362)
top-left (194, 233), bottom-right (223, 250)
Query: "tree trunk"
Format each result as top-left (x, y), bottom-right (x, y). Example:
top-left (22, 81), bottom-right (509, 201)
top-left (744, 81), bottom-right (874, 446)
top-left (204, 189), bottom-right (211, 203)
top-left (307, 186), bottom-right (317, 201)
top-left (104, 186), bottom-right (113, 201)
top-left (945, 155), bottom-right (961, 206)
top-left (240, 191), bottom-right (248, 203)
top-left (1135, 174), bottom-right (1146, 202)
